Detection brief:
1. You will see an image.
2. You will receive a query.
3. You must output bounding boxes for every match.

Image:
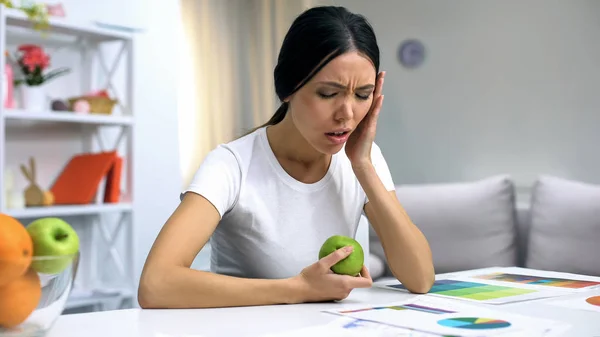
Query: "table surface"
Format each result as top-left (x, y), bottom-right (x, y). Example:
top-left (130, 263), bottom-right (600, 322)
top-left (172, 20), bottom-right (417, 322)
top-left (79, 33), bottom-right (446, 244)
top-left (47, 267), bottom-right (600, 337)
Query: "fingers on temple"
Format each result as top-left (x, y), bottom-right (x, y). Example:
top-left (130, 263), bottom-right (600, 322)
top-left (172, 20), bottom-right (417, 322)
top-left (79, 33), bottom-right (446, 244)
top-left (374, 71), bottom-right (385, 97)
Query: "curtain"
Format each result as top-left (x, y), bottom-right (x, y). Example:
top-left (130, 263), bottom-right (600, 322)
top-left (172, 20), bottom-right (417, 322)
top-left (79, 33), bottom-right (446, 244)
top-left (178, 0), bottom-right (331, 188)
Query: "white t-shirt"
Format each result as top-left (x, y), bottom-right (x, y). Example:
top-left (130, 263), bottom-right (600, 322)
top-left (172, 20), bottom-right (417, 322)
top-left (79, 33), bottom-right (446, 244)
top-left (182, 126), bottom-right (395, 279)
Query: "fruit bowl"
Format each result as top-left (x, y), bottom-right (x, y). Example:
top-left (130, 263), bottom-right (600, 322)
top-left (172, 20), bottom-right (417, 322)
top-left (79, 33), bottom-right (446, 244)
top-left (0, 253), bottom-right (79, 337)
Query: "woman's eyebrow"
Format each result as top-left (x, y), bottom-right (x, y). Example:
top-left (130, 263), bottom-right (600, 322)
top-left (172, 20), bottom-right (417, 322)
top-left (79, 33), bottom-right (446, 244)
top-left (317, 81), bottom-right (375, 90)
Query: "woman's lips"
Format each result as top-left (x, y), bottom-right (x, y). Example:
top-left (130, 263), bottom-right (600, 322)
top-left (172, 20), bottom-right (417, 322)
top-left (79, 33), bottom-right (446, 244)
top-left (325, 131), bottom-right (350, 144)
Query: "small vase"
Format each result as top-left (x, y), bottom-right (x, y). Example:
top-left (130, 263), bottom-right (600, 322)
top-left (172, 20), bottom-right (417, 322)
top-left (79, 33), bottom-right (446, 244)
top-left (20, 85), bottom-right (48, 112)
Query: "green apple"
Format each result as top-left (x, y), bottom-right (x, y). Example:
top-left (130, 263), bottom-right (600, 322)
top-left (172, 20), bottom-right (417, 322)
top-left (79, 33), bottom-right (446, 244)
top-left (318, 235), bottom-right (364, 276)
top-left (26, 217), bottom-right (79, 274)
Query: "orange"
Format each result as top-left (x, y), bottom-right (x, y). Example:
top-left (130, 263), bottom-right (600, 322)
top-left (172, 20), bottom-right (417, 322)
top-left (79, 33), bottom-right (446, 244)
top-left (0, 267), bottom-right (42, 328)
top-left (0, 213), bottom-right (33, 286)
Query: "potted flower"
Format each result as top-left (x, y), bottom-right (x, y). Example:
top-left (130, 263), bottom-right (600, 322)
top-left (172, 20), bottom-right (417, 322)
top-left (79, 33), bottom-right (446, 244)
top-left (12, 44), bottom-right (70, 111)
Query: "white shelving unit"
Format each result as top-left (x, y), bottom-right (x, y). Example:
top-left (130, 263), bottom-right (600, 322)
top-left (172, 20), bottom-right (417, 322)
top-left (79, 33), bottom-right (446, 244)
top-left (4, 109), bottom-right (134, 125)
top-left (0, 6), bottom-right (137, 313)
top-left (5, 203), bottom-right (133, 218)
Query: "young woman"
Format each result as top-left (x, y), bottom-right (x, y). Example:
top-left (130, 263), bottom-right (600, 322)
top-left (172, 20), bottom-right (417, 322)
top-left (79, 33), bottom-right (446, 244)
top-left (138, 6), bottom-right (434, 309)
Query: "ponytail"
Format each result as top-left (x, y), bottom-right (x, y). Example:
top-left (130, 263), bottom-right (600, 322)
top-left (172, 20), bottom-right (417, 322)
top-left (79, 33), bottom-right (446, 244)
top-left (264, 102), bottom-right (288, 126)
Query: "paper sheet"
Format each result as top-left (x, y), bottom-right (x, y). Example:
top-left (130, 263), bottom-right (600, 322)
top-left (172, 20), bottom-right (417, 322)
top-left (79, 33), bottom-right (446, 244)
top-left (262, 316), bottom-right (570, 337)
top-left (322, 297), bottom-right (569, 337)
top-left (375, 277), bottom-right (566, 305)
top-left (458, 268), bottom-right (600, 293)
top-left (544, 292), bottom-right (600, 313)
top-left (260, 317), bottom-right (442, 337)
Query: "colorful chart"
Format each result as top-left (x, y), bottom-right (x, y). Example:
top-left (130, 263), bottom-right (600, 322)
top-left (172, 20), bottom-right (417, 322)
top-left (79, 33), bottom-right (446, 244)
top-left (387, 279), bottom-right (536, 301)
top-left (340, 303), bottom-right (455, 315)
top-left (473, 272), bottom-right (600, 289)
top-left (438, 317), bottom-right (511, 330)
top-left (586, 296), bottom-right (600, 306)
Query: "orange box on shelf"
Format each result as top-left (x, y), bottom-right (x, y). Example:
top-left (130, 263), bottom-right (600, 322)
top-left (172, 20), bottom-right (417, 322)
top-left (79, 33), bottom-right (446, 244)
top-left (103, 156), bottom-right (123, 203)
top-left (50, 151), bottom-right (123, 205)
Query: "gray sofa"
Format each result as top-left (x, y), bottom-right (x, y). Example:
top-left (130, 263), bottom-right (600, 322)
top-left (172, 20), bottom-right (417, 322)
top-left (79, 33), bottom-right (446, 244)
top-left (368, 175), bottom-right (600, 280)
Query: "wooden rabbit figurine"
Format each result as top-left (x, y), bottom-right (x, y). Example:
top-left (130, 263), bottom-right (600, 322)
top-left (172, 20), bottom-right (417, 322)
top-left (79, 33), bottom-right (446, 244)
top-left (20, 157), bottom-right (53, 207)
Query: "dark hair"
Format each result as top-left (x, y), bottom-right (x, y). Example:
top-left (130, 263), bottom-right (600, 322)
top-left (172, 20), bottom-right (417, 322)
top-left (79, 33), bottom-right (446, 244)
top-left (260, 6), bottom-right (380, 127)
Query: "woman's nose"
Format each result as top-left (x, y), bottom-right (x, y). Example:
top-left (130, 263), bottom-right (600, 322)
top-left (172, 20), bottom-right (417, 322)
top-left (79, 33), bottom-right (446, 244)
top-left (334, 99), bottom-right (353, 122)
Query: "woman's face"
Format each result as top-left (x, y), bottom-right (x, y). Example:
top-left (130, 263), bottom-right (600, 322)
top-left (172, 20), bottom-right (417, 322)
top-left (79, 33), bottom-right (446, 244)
top-left (287, 51), bottom-right (377, 155)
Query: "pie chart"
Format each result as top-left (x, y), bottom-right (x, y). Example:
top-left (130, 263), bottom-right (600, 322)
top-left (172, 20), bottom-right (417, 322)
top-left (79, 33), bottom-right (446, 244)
top-left (586, 296), bottom-right (600, 306)
top-left (438, 317), bottom-right (511, 330)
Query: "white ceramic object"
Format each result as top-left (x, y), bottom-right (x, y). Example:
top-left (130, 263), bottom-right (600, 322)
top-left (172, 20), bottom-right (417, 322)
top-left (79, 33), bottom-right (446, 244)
top-left (20, 85), bottom-right (47, 111)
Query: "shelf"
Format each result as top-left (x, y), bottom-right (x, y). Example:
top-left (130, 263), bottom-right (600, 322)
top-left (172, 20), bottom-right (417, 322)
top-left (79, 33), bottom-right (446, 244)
top-left (5, 203), bottom-right (133, 218)
top-left (3, 110), bottom-right (134, 126)
top-left (0, 6), bottom-right (137, 314)
top-left (3, 8), bottom-right (133, 42)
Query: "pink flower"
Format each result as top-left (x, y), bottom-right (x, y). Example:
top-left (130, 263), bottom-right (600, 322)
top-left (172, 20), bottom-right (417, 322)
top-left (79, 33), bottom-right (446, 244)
top-left (18, 44), bottom-right (50, 72)
top-left (18, 44), bottom-right (42, 53)
top-left (14, 44), bottom-right (69, 86)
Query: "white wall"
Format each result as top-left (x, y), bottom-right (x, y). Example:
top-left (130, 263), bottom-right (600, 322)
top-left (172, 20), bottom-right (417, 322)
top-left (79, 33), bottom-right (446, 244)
top-left (128, 0), bottom-right (183, 290)
top-left (332, 0), bottom-right (600, 199)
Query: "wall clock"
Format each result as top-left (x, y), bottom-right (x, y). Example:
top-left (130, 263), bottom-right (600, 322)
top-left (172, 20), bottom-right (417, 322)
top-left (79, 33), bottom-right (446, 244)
top-left (398, 39), bottom-right (425, 69)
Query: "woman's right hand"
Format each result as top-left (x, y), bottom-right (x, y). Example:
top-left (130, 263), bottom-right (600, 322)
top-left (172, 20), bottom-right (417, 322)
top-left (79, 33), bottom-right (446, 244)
top-left (290, 246), bottom-right (373, 303)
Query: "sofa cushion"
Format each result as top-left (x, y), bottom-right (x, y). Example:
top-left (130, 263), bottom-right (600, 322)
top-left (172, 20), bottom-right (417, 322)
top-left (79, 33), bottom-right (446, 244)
top-left (514, 203), bottom-right (532, 267)
top-left (526, 175), bottom-right (600, 276)
top-left (370, 175), bottom-right (518, 275)
top-left (368, 254), bottom-right (385, 280)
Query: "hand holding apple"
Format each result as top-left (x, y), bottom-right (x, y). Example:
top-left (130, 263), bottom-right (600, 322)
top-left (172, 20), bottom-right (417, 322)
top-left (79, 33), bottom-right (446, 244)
top-left (289, 240), bottom-right (372, 304)
top-left (26, 217), bottom-right (79, 274)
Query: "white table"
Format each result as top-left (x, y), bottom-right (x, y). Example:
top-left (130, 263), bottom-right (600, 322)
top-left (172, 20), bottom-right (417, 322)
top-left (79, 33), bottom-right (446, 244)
top-left (47, 267), bottom-right (600, 337)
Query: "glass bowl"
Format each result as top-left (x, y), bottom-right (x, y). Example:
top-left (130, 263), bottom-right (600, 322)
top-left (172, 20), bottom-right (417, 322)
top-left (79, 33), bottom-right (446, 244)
top-left (0, 253), bottom-right (79, 337)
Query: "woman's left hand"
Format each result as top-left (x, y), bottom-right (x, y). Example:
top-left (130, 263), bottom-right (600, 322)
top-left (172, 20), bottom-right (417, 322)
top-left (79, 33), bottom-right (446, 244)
top-left (345, 71), bottom-right (385, 170)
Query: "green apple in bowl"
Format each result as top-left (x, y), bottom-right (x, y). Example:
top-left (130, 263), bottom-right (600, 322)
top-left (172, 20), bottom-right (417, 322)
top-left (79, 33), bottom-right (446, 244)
top-left (26, 217), bottom-right (80, 274)
top-left (319, 235), bottom-right (364, 276)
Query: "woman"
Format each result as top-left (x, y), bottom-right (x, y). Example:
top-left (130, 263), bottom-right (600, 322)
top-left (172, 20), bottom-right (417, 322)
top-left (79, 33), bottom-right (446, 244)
top-left (138, 6), bottom-right (434, 309)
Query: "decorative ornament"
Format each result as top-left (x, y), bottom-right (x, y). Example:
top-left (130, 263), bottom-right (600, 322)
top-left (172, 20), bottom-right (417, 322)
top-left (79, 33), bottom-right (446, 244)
top-left (51, 99), bottom-right (69, 111)
top-left (72, 99), bottom-right (90, 114)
